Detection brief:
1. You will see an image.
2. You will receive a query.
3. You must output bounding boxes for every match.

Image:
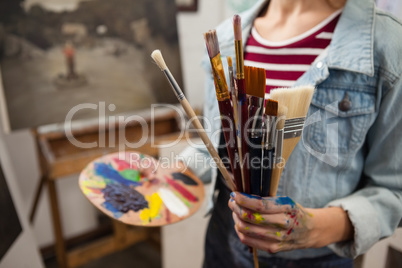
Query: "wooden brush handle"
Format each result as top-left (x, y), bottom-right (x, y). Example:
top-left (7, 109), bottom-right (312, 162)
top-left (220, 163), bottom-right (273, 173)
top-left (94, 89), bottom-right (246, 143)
top-left (282, 137), bottom-right (301, 164)
top-left (180, 98), bottom-right (236, 191)
top-left (269, 137), bottom-right (302, 196)
top-left (269, 161), bottom-right (284, 197)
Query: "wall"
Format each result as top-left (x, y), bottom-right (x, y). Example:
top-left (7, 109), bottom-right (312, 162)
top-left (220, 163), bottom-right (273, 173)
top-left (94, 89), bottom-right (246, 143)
top-left (0, 97), bottom-right (44, 267)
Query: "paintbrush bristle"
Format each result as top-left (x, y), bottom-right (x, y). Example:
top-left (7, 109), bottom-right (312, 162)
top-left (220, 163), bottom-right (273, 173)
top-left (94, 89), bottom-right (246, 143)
top-left (227, 56), bottom-right (233, 67)
top-left (151, 50), bottom-right (167, 71)
top-left (204, 30), bottom-right (220, 59)
top-left (269, 85), bottom-right (315, 119)
top-left (265, 99), bottom-right (278, 116)
top-left (276, 105), bottom-right (288, 129)
top-left (245, 66), bottom-right (266, 98)
top-left (233, 15), bottom-right (242, 41)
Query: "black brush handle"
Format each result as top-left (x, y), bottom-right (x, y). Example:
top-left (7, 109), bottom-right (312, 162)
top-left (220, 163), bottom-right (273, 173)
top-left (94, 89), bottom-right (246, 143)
top-left (261, 148), bottom-right (274, 197)
top-left (249, 136), bottom-right (262, 196)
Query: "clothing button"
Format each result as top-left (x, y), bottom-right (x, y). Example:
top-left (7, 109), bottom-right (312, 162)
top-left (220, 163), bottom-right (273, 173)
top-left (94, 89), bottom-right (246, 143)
top-left (339, 92), bottom-right (352, 112)
top-left (316, 61), bottom-right (323, 69)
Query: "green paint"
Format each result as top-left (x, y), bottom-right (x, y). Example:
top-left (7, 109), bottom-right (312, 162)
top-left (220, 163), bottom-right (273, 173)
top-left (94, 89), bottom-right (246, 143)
top-left (119, 169), bottom-right (140, 182)
top-left (173, 191), bottom-right (191, 208)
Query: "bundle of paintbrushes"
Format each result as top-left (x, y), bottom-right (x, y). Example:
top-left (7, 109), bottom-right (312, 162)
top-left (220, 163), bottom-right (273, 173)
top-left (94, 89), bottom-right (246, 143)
top-left (202, 14), bottom-right (315, 268)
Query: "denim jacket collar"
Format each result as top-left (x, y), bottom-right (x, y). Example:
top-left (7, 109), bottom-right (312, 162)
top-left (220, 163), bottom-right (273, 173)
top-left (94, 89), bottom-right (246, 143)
top-left (229, 0), bottom-right (376, 77)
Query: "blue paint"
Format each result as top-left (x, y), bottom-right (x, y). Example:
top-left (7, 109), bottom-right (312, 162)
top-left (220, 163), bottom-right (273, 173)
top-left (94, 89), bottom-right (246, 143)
top-left (102, 183), bottom-right (148, 214)
top-left (94, 162), bottom-right (142, 186)
top-left (102, 201), bottom-right (123, 218)
top-left (240, 192), bottom-right (262, 200)
top-left (274, 197), bottom-right (296, 208)
top-left (230, 192), bottom-right (236, 198)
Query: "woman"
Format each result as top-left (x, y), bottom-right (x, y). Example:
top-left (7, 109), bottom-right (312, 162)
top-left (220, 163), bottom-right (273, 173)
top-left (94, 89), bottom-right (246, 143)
top-left (181, 0), bottom-right (402, 267)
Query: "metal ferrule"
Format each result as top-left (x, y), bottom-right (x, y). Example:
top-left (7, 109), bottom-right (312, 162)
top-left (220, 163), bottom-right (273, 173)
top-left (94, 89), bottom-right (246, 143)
top-left (284, 117), bottom-right (305, 139)
top-left (248, 96), bottom-right (264, 138)
top-left (263, 116), bottom-right (276, 150)
top-left (274, 129), bottom-right (284, 164)
top-left (164, 69), bottom-right (184, 100)
top-left (228, 66), bottom-right (234, 91)
top-left (234, 40), bottom-right (244, 79)
top-left (211, 53), bottom-right (230, 101)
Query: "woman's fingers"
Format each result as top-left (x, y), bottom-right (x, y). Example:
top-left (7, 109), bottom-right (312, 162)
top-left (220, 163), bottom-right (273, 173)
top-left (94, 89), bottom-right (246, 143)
top-left (229, 198), bottom-right (291, 228)
top-left (231, 192), bottom-right (296, 214)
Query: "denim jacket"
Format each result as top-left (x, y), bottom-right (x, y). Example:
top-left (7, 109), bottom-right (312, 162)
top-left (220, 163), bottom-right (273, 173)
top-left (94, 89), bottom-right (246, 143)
top-left (180, 0), bottom-right (402, 259)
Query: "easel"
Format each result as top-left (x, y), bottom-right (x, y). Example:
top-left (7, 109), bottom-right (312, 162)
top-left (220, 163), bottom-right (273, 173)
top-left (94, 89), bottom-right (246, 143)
top-left (28, 108), bottom-right (187, 268)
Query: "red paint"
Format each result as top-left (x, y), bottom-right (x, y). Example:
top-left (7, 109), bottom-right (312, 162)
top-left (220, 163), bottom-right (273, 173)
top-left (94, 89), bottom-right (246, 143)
top-left (165, 207), bottom-right (171, 223)
top-left (165, 176), bottom-right (198, 202)
top-left (113, 158), bottom-right (136, 171)
top-left (87, 187), bottom-right (102, 195)
top-left (287, 228), bottom-right (293, 235)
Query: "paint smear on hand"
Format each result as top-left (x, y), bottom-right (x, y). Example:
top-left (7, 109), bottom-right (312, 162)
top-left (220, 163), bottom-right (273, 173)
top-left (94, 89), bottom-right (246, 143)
top-left (158, 188), bottom-right (189, 218)
top-left (274, 197), bottom-right (296, 208)
top-left (165, 176), bottom-right (198, 202)
top-left (253, 212), bottom-right (264, 224)
top-left (140, 193), bottom-right (163, 223)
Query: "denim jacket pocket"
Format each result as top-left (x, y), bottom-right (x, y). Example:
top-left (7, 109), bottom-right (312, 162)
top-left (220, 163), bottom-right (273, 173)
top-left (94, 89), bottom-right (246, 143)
top-left (305, 87), bottom-right (376, 155)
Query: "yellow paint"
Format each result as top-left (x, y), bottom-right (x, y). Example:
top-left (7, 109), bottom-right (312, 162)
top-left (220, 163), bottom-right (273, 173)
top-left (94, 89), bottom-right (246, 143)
top-left (149, 193), bottom-right (163, 218)
top-left (81, 179), bottom-right (106, 195)
top-left (253, 212), bottom-right (264, 224)
top-left (140, 208), bottom-right (150, 222)
top-left (276, 232), bottom-right (281, 237)
top-left (140, 193), bottom-right (163, 223)
top-left (242, 212), bottom-right (248, 219)
top-left (245, 227), bottom-right (249, 230)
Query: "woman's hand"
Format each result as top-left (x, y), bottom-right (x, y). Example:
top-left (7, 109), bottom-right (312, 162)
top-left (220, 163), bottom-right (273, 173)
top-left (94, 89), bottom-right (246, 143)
top-left (228, 192), bottom-right (353, 253)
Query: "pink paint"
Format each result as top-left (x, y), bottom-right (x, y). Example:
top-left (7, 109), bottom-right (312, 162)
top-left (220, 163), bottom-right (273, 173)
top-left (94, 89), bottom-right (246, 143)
top-left (113, 158), bottom-right (136, 171)
top-left (165, 176), bottom-right (198, 203)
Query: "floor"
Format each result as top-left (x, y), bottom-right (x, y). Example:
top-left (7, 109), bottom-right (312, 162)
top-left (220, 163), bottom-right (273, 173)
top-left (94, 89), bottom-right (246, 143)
top-left (44, 241), bottom-right (161, 268)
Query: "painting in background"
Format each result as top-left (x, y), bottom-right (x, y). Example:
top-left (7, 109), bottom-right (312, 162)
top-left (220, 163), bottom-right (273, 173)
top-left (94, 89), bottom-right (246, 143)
top-left (0, 0), bottom-right (183, 130)
top-left (227, 0), bottom-right (260, 13)
top-left (0, 161), bottom-right (23, 261)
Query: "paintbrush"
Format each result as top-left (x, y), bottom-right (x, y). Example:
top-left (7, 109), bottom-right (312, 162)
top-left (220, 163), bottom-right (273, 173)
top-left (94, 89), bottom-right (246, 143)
top-left (261, 99), bottom-right (278, 197)
top-left (227, 56), bottom-right (238, 125)
top-left (204, 30), bottom-right (243, 192)
top-left (233, 14), bottom-right (250, 195)
top-left (269, 86), bottom-right (315, 196)
top-left (151, 49), bottom-right (236, 191)
top-left (245, 66), bottom-right (266, 196)
top-left (269, 105), bottom-right (287, 196)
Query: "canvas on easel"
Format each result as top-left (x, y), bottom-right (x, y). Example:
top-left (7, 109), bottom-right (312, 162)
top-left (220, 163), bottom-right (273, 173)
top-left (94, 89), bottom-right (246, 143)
top-left (0, 0), bottom-right (183, 131)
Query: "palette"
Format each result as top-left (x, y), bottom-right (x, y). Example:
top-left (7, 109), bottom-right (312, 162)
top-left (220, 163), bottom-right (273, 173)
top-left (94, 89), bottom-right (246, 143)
top-left (79, 151), bottom-right (204, 226)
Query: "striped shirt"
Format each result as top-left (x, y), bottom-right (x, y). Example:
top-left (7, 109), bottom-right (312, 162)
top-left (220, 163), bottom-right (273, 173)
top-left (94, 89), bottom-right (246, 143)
top-left (244, 9), bottom-right (342, 96)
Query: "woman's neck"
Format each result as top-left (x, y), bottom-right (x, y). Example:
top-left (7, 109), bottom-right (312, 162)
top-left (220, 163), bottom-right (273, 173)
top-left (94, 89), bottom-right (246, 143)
top-left (254, 0), bottom-right (346, 42)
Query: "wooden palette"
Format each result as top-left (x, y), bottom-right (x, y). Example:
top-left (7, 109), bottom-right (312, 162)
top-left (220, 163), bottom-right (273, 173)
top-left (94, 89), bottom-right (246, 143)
top-left (79, 151), bottom-right (204, 226)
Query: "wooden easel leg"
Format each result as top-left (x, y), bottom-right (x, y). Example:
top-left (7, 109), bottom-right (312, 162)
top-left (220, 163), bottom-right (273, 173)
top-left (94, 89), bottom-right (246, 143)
top-left (29, 174), bottom-right (46, 223)
top-left (48, 179), bottom-right (67, 268)
top-left (112, 220), bottom-right (128, 250)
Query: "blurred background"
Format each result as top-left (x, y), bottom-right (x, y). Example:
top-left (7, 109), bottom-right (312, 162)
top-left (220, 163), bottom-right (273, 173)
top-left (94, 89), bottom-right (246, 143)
top-left (0, 1), bottom-right (401, 268)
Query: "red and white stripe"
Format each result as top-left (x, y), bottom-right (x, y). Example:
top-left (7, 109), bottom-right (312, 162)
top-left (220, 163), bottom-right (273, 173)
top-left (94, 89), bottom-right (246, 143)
top-left (244, 9), bottom-right (342, 95)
